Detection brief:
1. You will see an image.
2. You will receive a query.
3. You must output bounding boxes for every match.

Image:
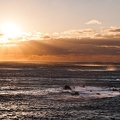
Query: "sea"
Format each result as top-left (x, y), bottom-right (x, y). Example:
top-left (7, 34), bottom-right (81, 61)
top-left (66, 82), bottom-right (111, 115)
top-left (0, 62), bottom-right (120, 120)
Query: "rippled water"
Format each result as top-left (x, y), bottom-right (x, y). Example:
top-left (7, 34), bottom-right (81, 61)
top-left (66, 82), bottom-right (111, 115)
top-left (0, 62), bottom-right (120, 119)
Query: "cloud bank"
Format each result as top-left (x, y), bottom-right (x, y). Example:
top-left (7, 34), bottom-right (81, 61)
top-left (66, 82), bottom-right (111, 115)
top-left (0, 37), bottom-right (120, 62)
top-left (0, 27), bottom-right (120, 62)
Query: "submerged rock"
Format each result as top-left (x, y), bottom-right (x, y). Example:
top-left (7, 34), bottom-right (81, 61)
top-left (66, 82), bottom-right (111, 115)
top-left (90, 90), bottom-right (92, 92)
top-left (96, 93), bottom-right (100, 95)
top-left (63, 85), bottom-right (72, 90)
top-left (82, 85), bottom-right (85, 88)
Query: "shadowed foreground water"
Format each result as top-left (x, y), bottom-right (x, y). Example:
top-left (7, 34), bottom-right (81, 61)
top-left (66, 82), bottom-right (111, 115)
top-left (0, 62), bottom-right (120, 120)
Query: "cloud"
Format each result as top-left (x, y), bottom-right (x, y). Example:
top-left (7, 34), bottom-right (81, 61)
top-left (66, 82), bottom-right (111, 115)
top-left (85, 20), bottom-right (101, 25)
top-left (93, 33), bottom-right (103, 38)
top-left (42, 35), bottom-right (51, 39)
top-left (0, 37), bottom-right (120, 62)
top-left (62, 29), bottom-right (93, 34)
top-left (109, 28), bottom-right (120, 32)
top-left (95, 32), bottom-right (120, 39)
top-left (94, 27), bottom-right (120, 39)
top-left (3, 38), bottom-right (120, 55)
top-left (60, 29), bottom-right (94, 39)
top-left (26, 55), bottom-right (120, 62)
top-left (1, 26), bottom-right (120, 62)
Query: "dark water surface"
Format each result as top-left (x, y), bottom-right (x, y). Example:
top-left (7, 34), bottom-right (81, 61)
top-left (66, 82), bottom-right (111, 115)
top-left (0, 62), bottom-right (120, 120)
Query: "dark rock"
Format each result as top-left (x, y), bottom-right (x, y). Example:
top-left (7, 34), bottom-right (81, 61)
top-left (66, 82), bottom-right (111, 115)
top-left (96, 93), bottom-right (100, 95)
top-left (63, 85), bottom-right (72, 90)
top-left (82, 85), bottom-right (85, 88)
top-left (112, 88), bottom-right (119, 92)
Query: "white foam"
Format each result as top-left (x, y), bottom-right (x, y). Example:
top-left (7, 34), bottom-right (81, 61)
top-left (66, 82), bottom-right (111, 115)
top-left (70, 86), bottom-right (120, 98)
top-left (0, 88), bottom-right (61, 96)
top-left (0, 86), bottom-right (119, 99)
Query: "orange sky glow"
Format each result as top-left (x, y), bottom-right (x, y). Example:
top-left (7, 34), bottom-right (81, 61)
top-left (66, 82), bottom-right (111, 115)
top-left (0, 0), bottom-right (120, 62)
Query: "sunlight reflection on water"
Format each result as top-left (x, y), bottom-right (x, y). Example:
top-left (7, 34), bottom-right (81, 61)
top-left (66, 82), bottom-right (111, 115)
top-left (0, 86), bottom-right (119, 99)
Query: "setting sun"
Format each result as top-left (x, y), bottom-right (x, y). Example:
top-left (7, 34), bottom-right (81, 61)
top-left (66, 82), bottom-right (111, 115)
top-left (1, 22), bottom-right (22, 39)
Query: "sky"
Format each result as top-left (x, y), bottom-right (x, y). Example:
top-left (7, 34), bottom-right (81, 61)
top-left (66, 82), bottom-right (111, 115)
top-left (0, 0), bottom-right (120, 62)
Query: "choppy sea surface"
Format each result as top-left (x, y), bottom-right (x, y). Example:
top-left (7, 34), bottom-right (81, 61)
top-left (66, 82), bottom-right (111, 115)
top-left (0, 62), bottom-right (120, 120)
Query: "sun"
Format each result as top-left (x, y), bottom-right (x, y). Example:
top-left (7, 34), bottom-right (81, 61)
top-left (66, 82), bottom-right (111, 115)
top-left (1, 22), bottom-right (22, 39)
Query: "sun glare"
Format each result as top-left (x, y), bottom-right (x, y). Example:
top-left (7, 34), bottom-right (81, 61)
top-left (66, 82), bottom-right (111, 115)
top-left (1, 22), bottom-right (22, 39)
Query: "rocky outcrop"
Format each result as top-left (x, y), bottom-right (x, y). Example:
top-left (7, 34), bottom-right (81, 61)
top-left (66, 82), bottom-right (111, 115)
top-left (63, 85), bottom-right (72, 90)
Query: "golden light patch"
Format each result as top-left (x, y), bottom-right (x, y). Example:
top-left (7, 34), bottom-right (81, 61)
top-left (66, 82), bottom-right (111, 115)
top-left (0, 22), bottom-right (22, 40)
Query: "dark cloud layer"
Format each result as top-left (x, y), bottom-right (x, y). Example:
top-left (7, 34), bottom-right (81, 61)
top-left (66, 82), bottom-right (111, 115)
top-left (0, 37), bottom-right (120, 62)
top-left (4, 38), bottom-right (120, 55)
